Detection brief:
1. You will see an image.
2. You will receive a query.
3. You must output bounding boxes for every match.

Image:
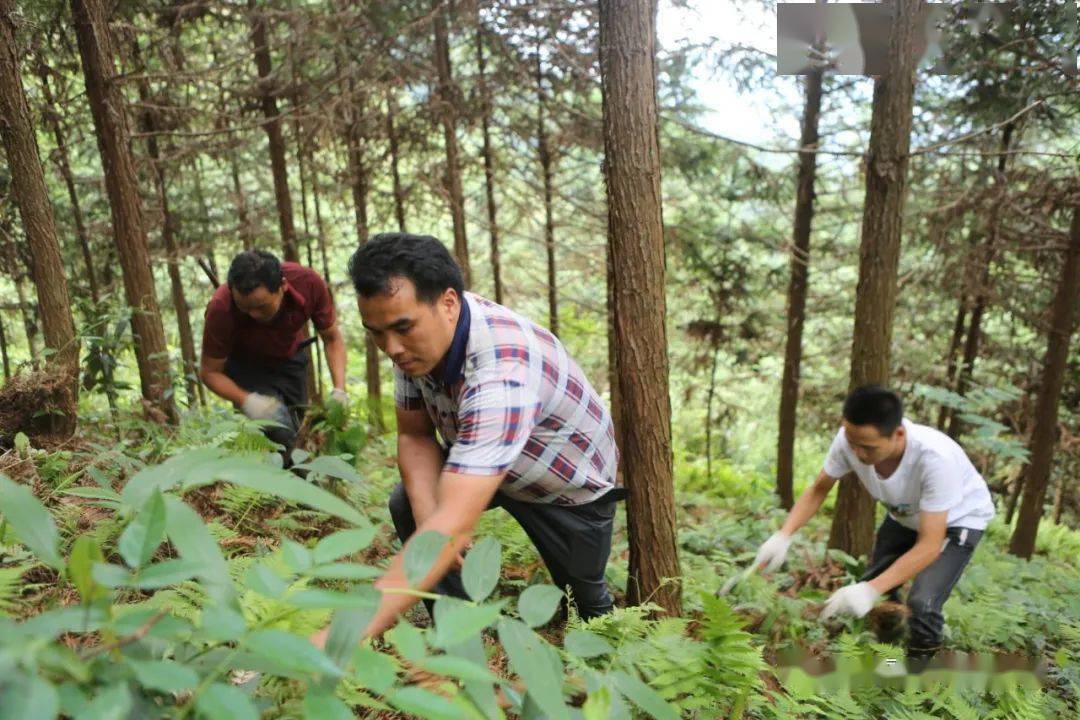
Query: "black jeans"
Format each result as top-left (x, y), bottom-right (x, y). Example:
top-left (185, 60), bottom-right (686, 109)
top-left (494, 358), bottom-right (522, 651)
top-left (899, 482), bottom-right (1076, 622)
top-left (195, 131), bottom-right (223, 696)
top-left (861, 515), bottom-right (982, 656)
top-left (224, 347), bottom-right (310, 464)
top-left (388, 483), bottom-right (618, 620)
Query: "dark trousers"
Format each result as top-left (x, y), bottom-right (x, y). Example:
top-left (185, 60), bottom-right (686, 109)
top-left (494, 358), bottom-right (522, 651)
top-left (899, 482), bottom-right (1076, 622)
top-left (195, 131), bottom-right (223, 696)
top-left (224, 348), bottom-right (309, 463)
top-left (861, 515), bottom-right (982, 657)
top-left (388, 483), bottom-right (617, 620)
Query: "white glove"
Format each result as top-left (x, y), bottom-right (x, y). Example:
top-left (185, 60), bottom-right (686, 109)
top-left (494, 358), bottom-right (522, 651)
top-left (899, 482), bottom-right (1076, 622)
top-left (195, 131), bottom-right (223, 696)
top-left (329, 388), bottom-right (349, 406)
top-left (820, 581), bottom-right (880, 620)
top-left (241, 392), bottom-right (283, 421)
top-left (752, 531), bottom-right (793, 572)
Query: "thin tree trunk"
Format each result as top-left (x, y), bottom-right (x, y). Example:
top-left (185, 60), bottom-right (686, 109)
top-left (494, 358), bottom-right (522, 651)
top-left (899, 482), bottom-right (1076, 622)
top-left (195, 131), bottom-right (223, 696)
top-left (474, 22), bottom-right (502, 303)
top-left (0, 0), bottom-right (79, 436)
top-left (776, 66), bottom-right (823, 511)
top-left (35, 61), bottom-right (99, 305)
top-left (71, 0), bottom-right (176, 421)
top-left (535, 38), bottom-right (558, 336)
top-left (705, 344), bottom-right (720, 481)
top-left (289, 88), bottom-right (322, 406)
top-left (7, 247), bottom-right (40, 366)
top-left (133, 44), bottom-right (199, 407)
top-left (248, 0), bottom-right (298, 262)
top-left (1004, 464), bottom-right (1024, 525)
top-left (1051, 465), bottom-right (1069, 525)
top-left (937, 294), bottom-right (967, 429)
top-left (599, 0), bottom-right (681, 616)
top-left (228, 148), bottom-right (254, 250)
top-left (386, 92), bottom-right (408, 233)
top-left (0, 313), bottom-right (9, 380)
top-left (827, 0), bottom-right (921, 558)
top-left (1009, 208), bottom-right (1080, 559)
top-left (606, 239), bottom-right (623, 453)
top-left (432, 0), bottom-right (471, 286)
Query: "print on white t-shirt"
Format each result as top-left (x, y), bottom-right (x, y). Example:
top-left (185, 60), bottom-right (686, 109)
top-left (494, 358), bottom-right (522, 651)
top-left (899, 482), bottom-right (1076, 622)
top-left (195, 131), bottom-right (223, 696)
top-left (823, 419), bottom-right (996, 531)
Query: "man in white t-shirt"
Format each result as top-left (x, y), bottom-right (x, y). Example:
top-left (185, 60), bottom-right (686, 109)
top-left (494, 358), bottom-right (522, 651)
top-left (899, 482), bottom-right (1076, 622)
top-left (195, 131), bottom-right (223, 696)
top-left (752, 385), bottom-right (995, 666)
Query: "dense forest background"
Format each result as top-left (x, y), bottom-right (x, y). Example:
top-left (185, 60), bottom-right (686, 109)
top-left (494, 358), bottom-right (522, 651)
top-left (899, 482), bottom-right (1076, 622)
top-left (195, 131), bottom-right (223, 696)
top-left (0, 0), bottom-right (1077, 718)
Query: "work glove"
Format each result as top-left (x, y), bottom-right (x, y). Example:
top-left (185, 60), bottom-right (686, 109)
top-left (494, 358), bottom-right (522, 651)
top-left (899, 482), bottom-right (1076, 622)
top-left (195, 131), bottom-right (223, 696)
top-left (752, 531), bottom-right (793, 572)
top-left (820, 581), bottom-right (880, 620)
top-left (241, 392), bottom-right (284, 421)
top-left (329, 388), bottom-right (349, 407)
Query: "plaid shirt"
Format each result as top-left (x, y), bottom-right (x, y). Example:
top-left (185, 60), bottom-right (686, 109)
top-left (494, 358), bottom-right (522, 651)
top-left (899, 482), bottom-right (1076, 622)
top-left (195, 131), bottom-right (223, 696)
top-left (394, 292), bottom-right (618, 505)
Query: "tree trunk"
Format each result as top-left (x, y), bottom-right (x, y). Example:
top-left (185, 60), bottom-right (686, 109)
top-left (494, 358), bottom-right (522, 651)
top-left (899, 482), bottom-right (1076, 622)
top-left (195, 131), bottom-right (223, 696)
top-left (228, 148), bottom-right (254, 250)
top-left (827, 0), bottom-right (921, 558)
top-left (35, 61), bottom-right (99, 305)
top-left (599, 0), bottom-right (681, 616)
top-left (776, 66), bottom-right (823, 511)
top-left (1009, 208), bottom-right (1080, 559)
top-left (705, 344), bottom-right (720, 482)
top-left (386, 92), bottom-right (408, 234)
top-left (432, 0), bottom-right (471, 286)
top-left (1051, 464), bottom-right (1069, 525)
top-left (947, 124), bottom-right (1013, 439)
top-left (248, 0), bottom-right (298, 262)
top-left (133, 46), bottom-right (199, 408)
top-left (71, 0), bottom-right (177, 421)
top-left (535, 39), bottom-right (558, 337)
top-left (474, 21), bottom-right (502, 304)
top-left (0, 313), bottom-right (9, 380)
top-left (0, 0), bottom-right (80, 435)
top-left (606, 239), bottom-right (623, 453)
top-left (5, 241), bottom-right (40, 367)
top-left (937, 293), bottom-right (967, 429)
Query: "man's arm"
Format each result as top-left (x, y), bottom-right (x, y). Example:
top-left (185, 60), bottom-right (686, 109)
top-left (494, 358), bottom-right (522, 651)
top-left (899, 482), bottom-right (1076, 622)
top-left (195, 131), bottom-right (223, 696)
top-left (866, 510), bottom-right (947, 595)
top-left (199, 354), bottom-right (248, 407)
top-left (318, 323), bottom-right (347, 391)
top-left (363, 470), bottom-right (505, 638)
top-left (780, 470), bottom-right (840, 536)
top-left (397, 407), bottom-right (444, 527)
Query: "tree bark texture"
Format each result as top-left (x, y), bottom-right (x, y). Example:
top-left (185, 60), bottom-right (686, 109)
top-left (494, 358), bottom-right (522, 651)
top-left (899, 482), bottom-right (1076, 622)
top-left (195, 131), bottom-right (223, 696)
top-left (776, 67), bottom-right (823, 511)
top-left (386, 92), bottom-right (408, 234)
top-left (535, 41), bottom-right (558, 337)
top-left (1009, 208), bottom-right (1080, 559)
top-left (474, 22), bottom-right (502, 304)
top-left (599, 0), bottom-right (681, 616)
top-left (827, 0), bottom-right (922, 558)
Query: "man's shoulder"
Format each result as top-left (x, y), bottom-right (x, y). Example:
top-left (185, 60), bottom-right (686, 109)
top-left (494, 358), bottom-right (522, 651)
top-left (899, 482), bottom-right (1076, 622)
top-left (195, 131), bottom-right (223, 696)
top-left (282, 262), bottom-right (325, 288)
top-left (206, 284), bottom-right (233, 316)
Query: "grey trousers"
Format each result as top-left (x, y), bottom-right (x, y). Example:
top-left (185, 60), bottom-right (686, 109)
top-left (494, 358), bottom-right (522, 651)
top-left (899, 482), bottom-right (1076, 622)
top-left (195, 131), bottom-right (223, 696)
top-left (861, 515), bottom-right (982, 657)
top-left (388, 483), bottom-right (617, 620)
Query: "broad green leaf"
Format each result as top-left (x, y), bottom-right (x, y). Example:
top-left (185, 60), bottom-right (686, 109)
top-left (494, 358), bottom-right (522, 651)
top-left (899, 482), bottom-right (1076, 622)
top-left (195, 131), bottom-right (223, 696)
top-left (293, 455), bottom-right (364, 485)
top-left (79, 683), bottom-right (132, 720)
top-left (0, 474), bottom-right (63, 570)
top-left (133, 559), bottom-right (202, 589)
top-left (302, 687), bottom-right (352, 720)
top-left (282, 538), bottom-right (314, 573)
top-left (388, 687), bottom-right (466, 720)
top-left (56, 682), bottom-right (89, 717)
top-left (127, 659), bottom-right (199, 693)
top-left (462, 537), bottom-right (501, 602)
top-left (0, 674), bottom-right (59, 720)
top-left (62, 486), bottom-right (121, 503)
top-left (312, 525), bottom-right (376, 564)
top-left (404, 530), bottom-right (450, 587)
top-left (611, 670), bottom-right (678, 720)
top-left (309, 562), bottom-right (381, 581)
top-left (91, 562), bottom-right (132, 588)
top-left (246, 563), bottom-right (288, 598)
top-left (122, 447), bottom-right (226, 507)
top-left (195, 683), bottom-right (258, 720)
top-left (564, 629), bottom-right (614, 659)
top-left (68, 535), bottom-right (107, 604)
top-left (117, 489), bottom-right (166, 568)
top-left (387, 621), bottom-right (426, 662)
top-left (582, 684), bottom-right (613, 720)
top-left (163, 496), bottom-right (236, 604)
top-left (324, 606), bottom-right (376, 669)
top-left (419, 655), bottom-right (500, 684)
top-left (518, 584), bottom-right (563, 628)
top-left (431, 597), bottom-right (504, 650)
top-left (497, 618), bottom-right (569, 720)
top-left (445, 632), bottom-right (500, 720)
top-left (12, 606), bottom-right (108, 641)
top-left (351, 646), bottom-right (400, 694)
top-left (289, 587), bottom-right (380, 610)
top-left (245, 629), bottom-right (343, 678)
top-left (200, 604), bottom-right (247, 642)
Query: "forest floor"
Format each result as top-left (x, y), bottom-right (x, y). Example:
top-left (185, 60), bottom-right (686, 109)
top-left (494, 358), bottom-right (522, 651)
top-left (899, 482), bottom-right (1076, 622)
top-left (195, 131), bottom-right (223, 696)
top-left (1, 404), bottom-right (1077, 719)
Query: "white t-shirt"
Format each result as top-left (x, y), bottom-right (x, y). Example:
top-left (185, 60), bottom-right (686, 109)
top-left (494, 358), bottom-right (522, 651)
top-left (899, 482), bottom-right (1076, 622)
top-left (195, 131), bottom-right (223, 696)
top-left (823, 419), bottom-right (996, 531)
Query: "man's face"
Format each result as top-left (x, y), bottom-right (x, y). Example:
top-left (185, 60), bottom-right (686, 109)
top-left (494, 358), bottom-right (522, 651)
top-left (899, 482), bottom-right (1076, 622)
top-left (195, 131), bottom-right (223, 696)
top-left (842, 420), bottom-right (904, 465)
top-left (231, 282), bottom-right (287, 324)
top-left (358, 277), bottom-right (458, 377)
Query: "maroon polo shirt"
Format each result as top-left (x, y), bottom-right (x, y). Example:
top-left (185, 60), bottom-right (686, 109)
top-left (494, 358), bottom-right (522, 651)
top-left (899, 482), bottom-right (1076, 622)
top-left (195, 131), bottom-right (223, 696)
top-left (201, 262), bottom-right (336, 366)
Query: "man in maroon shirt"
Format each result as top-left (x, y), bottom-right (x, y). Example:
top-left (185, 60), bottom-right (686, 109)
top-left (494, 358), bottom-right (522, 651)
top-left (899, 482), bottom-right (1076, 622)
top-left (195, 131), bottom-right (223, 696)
top-left (199, 250), bottom-right (347, 461)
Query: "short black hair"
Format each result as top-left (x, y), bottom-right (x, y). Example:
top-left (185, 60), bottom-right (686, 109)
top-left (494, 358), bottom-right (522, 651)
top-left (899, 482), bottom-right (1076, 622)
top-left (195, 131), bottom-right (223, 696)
top-left (347, 233), bottom-right (464, 304)
top-left (843, 385), bottom-right (904, 436)
top-left (227, 250), bottom-right (283, 294)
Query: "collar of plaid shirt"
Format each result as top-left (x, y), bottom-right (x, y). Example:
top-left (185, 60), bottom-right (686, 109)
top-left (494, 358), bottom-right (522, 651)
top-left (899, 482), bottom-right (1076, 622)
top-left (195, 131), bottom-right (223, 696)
top-left (435, 293), bottom-right (471, 390)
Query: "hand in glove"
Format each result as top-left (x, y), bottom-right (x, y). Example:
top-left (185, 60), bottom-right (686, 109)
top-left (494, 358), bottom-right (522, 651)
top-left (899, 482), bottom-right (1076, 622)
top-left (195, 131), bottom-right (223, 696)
top-left (752, 531), bottom-right (793, 572)
top-left (241, 392), bottom-right (284, 421)
top-left (329, 388), bottom-right (349, 407)
top-left (820, 581), bottom-right (880, 620)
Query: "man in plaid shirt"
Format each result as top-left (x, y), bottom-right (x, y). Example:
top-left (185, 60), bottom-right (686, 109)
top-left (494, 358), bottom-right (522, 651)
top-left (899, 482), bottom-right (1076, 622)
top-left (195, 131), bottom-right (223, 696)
top-left (348, 233), bottom-right (621, 638)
